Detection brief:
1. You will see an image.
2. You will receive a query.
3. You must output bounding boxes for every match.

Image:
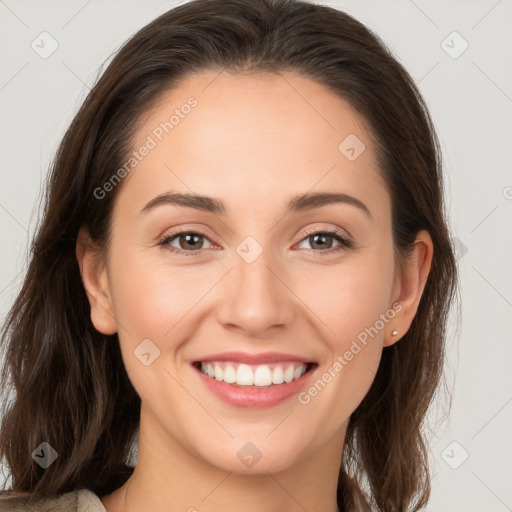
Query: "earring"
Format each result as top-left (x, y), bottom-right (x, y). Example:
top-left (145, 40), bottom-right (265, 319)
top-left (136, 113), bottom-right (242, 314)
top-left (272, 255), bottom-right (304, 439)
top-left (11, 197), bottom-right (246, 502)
top-left (391, 330), bottom-right (398, 336)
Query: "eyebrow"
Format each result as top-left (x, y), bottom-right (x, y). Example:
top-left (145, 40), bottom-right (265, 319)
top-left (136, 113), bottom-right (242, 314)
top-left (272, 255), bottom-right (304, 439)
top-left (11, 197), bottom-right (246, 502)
top-left (139, 191), bottom-right (372, 218)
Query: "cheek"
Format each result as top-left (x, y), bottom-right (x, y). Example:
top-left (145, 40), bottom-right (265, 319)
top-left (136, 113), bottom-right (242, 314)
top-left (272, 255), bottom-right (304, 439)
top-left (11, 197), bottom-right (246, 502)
top-left (294, 250), bottom-right (394, 409)
top-left (109, 247), bottom-right (204, 339)
top-left (300, 249), bottom-right (395, 345)
top-left (107, 248), bottom-right (200, 397)
top-left (294, 264), bottom-right (391, 437)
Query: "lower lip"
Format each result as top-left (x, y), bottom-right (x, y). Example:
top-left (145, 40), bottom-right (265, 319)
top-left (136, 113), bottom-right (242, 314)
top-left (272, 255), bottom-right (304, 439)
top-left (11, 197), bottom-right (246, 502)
top-left (193, 364), bottom-right (317, 409)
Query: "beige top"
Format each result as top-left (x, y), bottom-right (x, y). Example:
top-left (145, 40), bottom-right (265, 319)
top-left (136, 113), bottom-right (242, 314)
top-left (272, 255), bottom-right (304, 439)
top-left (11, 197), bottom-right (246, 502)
top-left (0, 488), bottom-right (106, 512)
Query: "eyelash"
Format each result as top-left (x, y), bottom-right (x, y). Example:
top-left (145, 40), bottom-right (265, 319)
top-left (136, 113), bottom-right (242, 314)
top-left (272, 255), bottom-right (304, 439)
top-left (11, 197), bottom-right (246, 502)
top-left (158, 227), bottom-right (353, 256)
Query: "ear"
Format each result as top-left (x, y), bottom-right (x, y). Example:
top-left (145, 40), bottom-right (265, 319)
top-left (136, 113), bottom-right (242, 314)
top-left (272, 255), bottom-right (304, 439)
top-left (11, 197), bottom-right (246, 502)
top-left (76, 225), bottom-right (118, 335)
top-left (384, 229), bottom-right (433, 347)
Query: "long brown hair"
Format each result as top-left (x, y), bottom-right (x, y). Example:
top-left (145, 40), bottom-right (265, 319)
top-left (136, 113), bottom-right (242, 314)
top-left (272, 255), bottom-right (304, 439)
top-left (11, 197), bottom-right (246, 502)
top-left (0, 0), bottom-right (459, 510)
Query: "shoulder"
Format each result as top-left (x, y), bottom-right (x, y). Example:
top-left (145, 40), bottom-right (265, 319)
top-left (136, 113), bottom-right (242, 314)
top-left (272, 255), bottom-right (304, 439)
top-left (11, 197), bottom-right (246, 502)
top-left (0, 488), bottom-right (106, 512)
top-left (77, 489), bottom-right (107, 511)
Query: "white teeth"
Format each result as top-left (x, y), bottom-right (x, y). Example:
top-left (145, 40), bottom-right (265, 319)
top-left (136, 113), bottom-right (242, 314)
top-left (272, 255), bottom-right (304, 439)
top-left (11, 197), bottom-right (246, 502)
top-left (223, 365), bottom-right (236, 383)
top-left (236, 364), bottom-right (254, 386)
top-left (254, 365), bottom-right (272, 386)
top-left (199, 361), bottom-right (309, 387)
top-left (283, 365), bottom-right (294, 383)
top-left (272, 366), bottom-right (284, 384)
top-left (214, 364), bottom-right (223, 381)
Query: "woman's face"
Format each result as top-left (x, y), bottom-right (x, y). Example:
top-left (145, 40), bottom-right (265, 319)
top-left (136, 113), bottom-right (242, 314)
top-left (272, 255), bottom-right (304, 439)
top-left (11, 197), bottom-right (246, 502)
top-left (81, 70), bottom-right (427, 474)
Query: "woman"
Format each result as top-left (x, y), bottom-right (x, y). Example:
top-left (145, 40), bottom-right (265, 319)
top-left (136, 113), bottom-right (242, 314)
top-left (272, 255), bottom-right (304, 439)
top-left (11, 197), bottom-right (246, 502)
top-left (0, 0), bottom-right (459, 510)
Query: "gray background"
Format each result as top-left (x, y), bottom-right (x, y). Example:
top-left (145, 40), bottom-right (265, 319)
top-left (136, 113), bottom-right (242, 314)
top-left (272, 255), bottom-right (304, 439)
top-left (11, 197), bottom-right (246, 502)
top-left (1, 0), bottom-right (511, 510)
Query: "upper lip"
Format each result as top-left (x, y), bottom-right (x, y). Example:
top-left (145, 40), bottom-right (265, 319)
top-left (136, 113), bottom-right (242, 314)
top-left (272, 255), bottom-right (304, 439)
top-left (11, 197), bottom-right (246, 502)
top-left (193, 351), bottom-right (315, 365)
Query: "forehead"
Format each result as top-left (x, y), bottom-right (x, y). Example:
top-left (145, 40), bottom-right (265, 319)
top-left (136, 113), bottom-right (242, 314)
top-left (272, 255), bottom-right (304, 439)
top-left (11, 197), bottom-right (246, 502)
top-left (116, 69), bottom-right (388, 219)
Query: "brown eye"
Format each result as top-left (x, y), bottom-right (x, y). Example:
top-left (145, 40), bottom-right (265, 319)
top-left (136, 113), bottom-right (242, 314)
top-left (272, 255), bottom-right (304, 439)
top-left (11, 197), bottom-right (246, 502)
top-left (176, 233), bottom-right (205, 251)
top-left (297, 230), bottom-right (352, 252)
top-left (159, 231), bottom-right (213, 253)
top-left (309, 233), bottom-right (334, 250)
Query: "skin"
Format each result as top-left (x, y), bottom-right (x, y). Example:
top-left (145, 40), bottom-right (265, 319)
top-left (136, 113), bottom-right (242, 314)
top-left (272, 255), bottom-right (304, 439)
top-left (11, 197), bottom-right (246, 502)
top-left (76, 70), bottom-right (433, 512)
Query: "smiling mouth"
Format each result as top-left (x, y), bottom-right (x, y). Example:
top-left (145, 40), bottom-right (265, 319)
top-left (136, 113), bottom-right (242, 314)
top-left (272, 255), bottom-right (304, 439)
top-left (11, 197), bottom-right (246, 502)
top-left (192, 361), bottom-right (318, 388)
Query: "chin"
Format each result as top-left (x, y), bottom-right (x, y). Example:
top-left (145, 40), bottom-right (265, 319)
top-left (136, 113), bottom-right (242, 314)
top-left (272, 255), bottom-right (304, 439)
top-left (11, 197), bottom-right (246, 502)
top-left (195, 436), bottom-right (306, 475)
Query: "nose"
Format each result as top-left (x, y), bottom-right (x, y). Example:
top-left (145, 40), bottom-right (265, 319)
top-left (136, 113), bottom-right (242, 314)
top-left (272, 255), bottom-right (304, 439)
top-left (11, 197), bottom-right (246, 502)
top-left (215, 248), bottom-right (296, 337)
